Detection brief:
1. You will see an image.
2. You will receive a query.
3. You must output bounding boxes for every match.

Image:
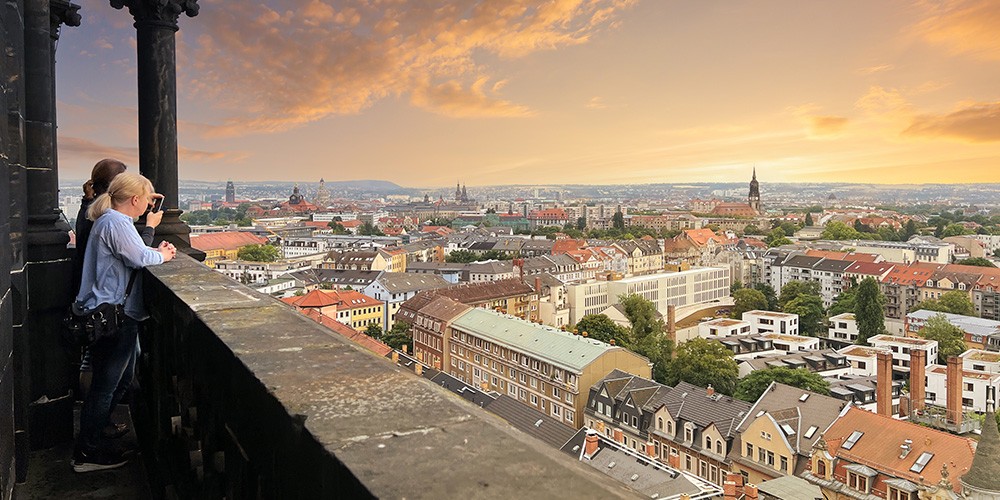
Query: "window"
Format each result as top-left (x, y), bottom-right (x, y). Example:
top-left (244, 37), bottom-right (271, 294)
top-left (657, 417), bottom-right (663, 431)
top-left (597, 401), bottom-right (604, 414)
top-left (685, 428), bottom-right (693, 442)
top-left (667, 421), bottom-right (673, 434)
top-left (745, 443), bottom-right (753, 457)
top-left (716, 441), bottom-right (723, 455)
top-left (530, 394), bottom-right (538, 405)
top-left (843, 431), bottom-right (863, 450)
top-left (780, 455), bottom-right (788, 472)
top-left (816, 460), bottom-right (827, 477)
top-left (847, 471), bottom-right (868, 492)
top-left (910, 452), bottom-right (933, 473)
top-left (705, 437), bottom-right (712, 450)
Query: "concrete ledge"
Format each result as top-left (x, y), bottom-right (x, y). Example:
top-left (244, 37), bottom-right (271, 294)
top-left (143, 255), bottom-right (639, 498)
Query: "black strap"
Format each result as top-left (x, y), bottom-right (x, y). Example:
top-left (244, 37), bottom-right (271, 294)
top-left (122, 269), bottom-right (138, 302)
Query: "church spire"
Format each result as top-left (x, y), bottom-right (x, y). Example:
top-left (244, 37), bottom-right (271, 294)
top-left (961, 386), bottom-right (1000, 496)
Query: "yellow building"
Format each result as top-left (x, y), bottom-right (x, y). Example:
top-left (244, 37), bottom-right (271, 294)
top-left (730, 383), bottom-right (845, 486)
top-left (282, 289), bottom-right (384, 333)
top-left (190, 232), bottom-right (269, 268)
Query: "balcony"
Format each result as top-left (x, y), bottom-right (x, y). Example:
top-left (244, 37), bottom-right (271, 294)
top-left (41, 256), bottom-right (636, 498)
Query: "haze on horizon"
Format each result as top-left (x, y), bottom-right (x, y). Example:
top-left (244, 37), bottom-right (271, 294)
top-left (55, 1), bottom-right (1000, 188)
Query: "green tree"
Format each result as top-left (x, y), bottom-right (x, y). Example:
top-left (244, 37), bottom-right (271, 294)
top-left (903, 220), bottom-right (918, 239)
top-left (912, 290), bottom-right (975, 316)
top-left (358, 221), bottom-right (385, 236)
top-left (784, 294), bottom-right (826, 336)
top-left (576, 217), bottom-right (587, 230)
top-left (804, 212), bottom-right (814, 226)
top-left (821, 221), bottom-right (863, 240)
top-left (778, 280), bottom-right (821, 310)
top-left (918, 314), bottom-right (967, 364)
top-left (619, 294), bottom-right (673, 383)
top-left (779, 221), bottom-right (800, 236)
top-left (327, 221), bottom-right (349, 234)
top-left (753, 283), bottom-right (779, 311)
top-left (237, 244), bottom-right (280, 262)
top-left (730, 281), bottom-right (744, 295)
top-left (574, 314), bottom-right (632, 346)
top-left (854, 277), bottom-right (886, 345)
top-left (446, 249), bottom-right (479, 263)
top-left (665, 339), bottom-right (738, 395)
top-left (827, 286), bottom-right (857, 317)
top-left (619, 294), bottom-right (666, 344)
top-left (732, 288), bottom-right (768, 319)
top-left (734, 367), bottom-right (831, 402)
top-left (941, 223), bottom-right (970, 237)
top-left (612, 210), bottom-right (625, 230)
top-left (994, 248), bottom-right (1000, 258)
top-left (957, 257), bottom-right (997, 268)
top-left (381, 321), bottom-right (413, 351)
top-left (365, 324), bottom-right (383, 338)
top-left (743, 225), bottom-right (763, 236)
top-left (766, 227), bottom-right (792, 247)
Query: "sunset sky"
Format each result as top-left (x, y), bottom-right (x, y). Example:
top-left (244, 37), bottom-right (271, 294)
top-left (55, 0), bottom-right (1000, 188)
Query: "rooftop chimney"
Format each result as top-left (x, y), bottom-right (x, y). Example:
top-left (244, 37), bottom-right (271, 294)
top-left (947, 356), bottom-right (963, 426)
top-left (876, 351), bottom-right (893, 417)
top-left (899, 439), bottom-right (913, 459)
top-left (707, 385), bottom-right (715, 397)
top-left (910, 349), bottom-right (927, 413)
top-left (583, 430), bottom-right (600, 459)
top-left (744, 483), bottom-right (759, 500)
top-left (645, 442), bottom-right (656, 459)
top-left (414, 363), bottom-right (423, 376)
top-left (723, 473), bottom-right (744, 500)
top-left (667, 304), bottom-right (677, 352)
top-left (613, 428), bottom-right (624, 443)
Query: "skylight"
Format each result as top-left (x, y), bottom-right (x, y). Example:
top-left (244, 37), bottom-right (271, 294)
top-left (781, 424), bottom-right (796, 435)
top-left (799, 393), bottom-right (810, 402)
top-left (804, 426), bottom-right (818, 439)
top-left (843, 431), bottom-right (864, 450)
top-left (910, 452), bottom-right (933, 473)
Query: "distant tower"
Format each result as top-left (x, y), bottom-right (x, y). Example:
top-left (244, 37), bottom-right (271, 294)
top-left (461, 184), bottom-right (468, 203)
top-left (225, 180), bottom-right (235, 204)
top-left (455, 182), bottom-right (462, 202)
top-left (748, 167), bottom-right (761, 214)
top-left (314, 178), bottom-right (330, 208)
top-left (289, 184), bottom-right (304, 205)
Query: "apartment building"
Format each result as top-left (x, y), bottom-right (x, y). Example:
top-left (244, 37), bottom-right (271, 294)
top-left (742, 310), bottom-right (799, 336)
top-left (698, 318), bottom-right (751, 338)
top-left (280, 289), bottom-right (384, 332)
top-left (925, 363), bottom-right (1000, 413)
top-left (868, 334), bottom-right (938, 371)
top-left (190, 231), bottom-right (269, 268)
top-left (446, 307), bottom-right (651, 428)
top-left (826, 313), bottom-right (859, 347)
top-left (363, 272), bottom-right (451, 330)
top-left (906, 309), bottom-right (1000, 350)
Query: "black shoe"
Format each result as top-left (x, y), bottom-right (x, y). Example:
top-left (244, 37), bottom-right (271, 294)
top-left (71, 447), bottom-right (129, 473)
top-left (102, 422), bottom-right (129, 439)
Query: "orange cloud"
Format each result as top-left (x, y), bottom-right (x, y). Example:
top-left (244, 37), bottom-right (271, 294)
top-left (58, 136), bottom-right (247, 165)
top-left (912, 0), bottom-right (1000, 60)
top-left (411, 78), bottom-right (534, 118)
top-left (810, 116), bottom-right (849, 135)
top-left (181, 0), bottom-right (634, 136)
top-left (903, 102), bottom-right (1000, 142)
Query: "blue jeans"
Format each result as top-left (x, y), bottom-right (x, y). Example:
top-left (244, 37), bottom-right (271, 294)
top-left (78, 317), bottom-right (139, 451)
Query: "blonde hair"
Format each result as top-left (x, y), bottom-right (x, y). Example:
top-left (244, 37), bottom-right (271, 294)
top-left (87, 172), bottom-right (154, 221)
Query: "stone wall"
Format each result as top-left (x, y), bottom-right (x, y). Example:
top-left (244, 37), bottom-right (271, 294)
top-left (138, 255), bottom-right (639, 498)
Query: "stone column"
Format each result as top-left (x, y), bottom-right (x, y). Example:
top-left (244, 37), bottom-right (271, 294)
top-left (18, 0), bottom-right (82, 459)
top-left (111, 0), bottom-right (202, 258)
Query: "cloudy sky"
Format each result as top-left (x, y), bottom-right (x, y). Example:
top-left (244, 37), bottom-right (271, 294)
top-left (55, 0), bottom-right (1000, 187)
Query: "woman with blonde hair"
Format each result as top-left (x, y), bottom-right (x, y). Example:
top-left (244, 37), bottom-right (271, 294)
top-left (72, 172), bottom-right (176, 472)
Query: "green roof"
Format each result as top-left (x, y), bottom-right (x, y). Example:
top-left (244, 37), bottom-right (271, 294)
top-left (451, 308), bottom-right (637, 372)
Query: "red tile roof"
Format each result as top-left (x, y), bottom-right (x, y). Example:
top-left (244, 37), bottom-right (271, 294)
top-left (190, 231), bottom-right (268, 252)
top-left (823, 407), bottom-right (975, 493)
top-left (282, 289), bottom-right (382, 310)
top-left (881, 262), bottom-right (942, 286)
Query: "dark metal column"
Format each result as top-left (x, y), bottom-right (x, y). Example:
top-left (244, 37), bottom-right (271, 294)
top-left (111, 0), bottom-right (202, 257)
top-left (21, 0), bottom-right (81, 457)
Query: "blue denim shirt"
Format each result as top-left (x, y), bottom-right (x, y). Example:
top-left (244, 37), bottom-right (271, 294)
top-left (75, 209), bottom-right (164, 320)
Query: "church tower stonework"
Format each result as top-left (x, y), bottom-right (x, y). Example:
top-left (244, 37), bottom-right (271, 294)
top-left (748, 167), bottom-right (761, 215)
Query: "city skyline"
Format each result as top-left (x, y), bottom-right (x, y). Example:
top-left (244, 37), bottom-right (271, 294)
top-left (55, 0), bottom-right (1000, 187)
